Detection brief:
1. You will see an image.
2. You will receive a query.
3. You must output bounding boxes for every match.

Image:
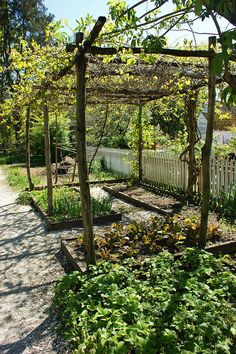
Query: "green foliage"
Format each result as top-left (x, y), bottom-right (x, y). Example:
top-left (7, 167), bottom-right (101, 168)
top-left (87, 215), bottom-right (222, 261)
top-left (5, 166), bottom-right (41, 191)
top-left (150, 98), bottom-right (186, 139)
top-left (142, 35), bottom-right (166, 52)
top-left (212, 137), bottom-right (236, 158)
top-left (90, 159), bottom-right (121, 180)
top-left (221, 86), bottom-right (236, 109)
top-left (54, 248), bottom-right (236, 354)
top-left (30, 118), bottom-right (71, 163)
top-left (32, 187), bottom-right (113, 222)
top-left (87, 105), bottom-right (131, 149)
top-left (16, 191), bottom-right (32, 205)
top-left (211, 183), bottom-right (236, 221)
top-left (0, 154), bottom-right (25, 165)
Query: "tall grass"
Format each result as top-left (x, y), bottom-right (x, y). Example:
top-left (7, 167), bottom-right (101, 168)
top-left (32, 187), bottom-right (113, 222)
top-left (5, 166), bottom-right (41, 191)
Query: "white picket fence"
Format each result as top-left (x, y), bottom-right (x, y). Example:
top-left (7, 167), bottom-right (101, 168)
top-left (92, 147), bottom-right (236, 196)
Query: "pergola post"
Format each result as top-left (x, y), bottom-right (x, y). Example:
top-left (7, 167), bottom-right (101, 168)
top-left (75, 52), bottom-right (96, 266)
top-left (199, 36), bottom-right (216, 247)
top-left (43, 92), bottom-right (53, 216)
top-left (184, 91), bottom-right (199, 197)
top-left (138, 102), bottom-right (143, 181)
top-left (54, 112), bottom-right (58, 184)
top-left (25, 104), bottom-right (34, 191)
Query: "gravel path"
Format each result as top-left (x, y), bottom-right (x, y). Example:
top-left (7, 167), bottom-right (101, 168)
top-left (0, 168), bottom-right (69, 354)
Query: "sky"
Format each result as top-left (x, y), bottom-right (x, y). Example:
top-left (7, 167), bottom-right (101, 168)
top-left (43, 0), bottom-right (232, 47)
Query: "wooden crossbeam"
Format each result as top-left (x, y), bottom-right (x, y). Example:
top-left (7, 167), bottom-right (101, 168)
top-left (83, 16), bottom-right (106, 48)
top-left (86, 46), bottom-right (211, 58)
top-left (66, 17), bottom-right (106, 53)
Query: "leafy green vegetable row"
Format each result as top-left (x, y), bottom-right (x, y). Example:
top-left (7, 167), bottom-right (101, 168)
top-left (54, 249), bottom-right (236, 354)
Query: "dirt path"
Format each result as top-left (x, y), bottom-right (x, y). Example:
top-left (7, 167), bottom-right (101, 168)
top-left (0, 168), bottom-right (69, 353)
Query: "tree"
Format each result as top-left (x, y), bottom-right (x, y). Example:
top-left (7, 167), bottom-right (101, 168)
top-left (150, 97), bottom-right (186, 139)
top-left (0, 0), bottom-right (54, 142)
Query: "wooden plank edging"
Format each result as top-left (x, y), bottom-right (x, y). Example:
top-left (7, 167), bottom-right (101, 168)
top-left (174, 240), bottom-right (236, 259)
top-left (103, 185), bottom-right (173, 216)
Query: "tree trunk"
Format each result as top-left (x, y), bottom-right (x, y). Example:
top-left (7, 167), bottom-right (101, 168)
top-left (43, 93), bottom-right (53, 216)
top-left (54, 112), bottom-right (58, 184)
top-left (185, 92), bottom-right (199, 197)
top-left (89, 104), bottom-right (109, 173)
top-left (199, 37), bottom-right (216, 247)
top-left (75, 52), bottom-right (96, 266)
top-left (71, 153), bottom-right (77, 182)
top-left (25, 105), bottom-right (34, 190)
top-left (138, 103), bottom-right (143, 181)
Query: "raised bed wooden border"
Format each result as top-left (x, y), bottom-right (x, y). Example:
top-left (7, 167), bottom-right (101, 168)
top-left (103, 185), bottom-right (175, 216)
top-left (61, 237), bottom-right (236, 273)
top-left (28, 178), bottom-right (127, 191)
top-left (31, 198), bottom-right (122, 231)
top-left (61, 237), bottom-right (87, 272)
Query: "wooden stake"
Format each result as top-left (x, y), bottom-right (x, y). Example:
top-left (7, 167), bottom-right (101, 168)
top-left (75, 52), bottom-right (96, 266)
top-left (89, 104), bottom-right (109, 173)
top-left (43, 92), bottom-right (53, 216)
top-left (25, 105), bottom-right (34, 191)
top-left (54, 112), bottom-right (58, 184)
top-left (138, 103), bottom-right (143, 181)
top-left (199, 37), bottom-right (216, 247)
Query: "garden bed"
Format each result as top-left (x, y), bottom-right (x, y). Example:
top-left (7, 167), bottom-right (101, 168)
top-left (103, 183), bottom-right (181, 215)
top-left (61, 236), bottom-right (236, 272)
top-left (55, 248), bottom-right (236, 354)
top-left (61, 209), bottom-right (236, 272)
top-left (31, 198), bottom-right (122, 231)
top-left (29, 178), bottom-right (127, 191)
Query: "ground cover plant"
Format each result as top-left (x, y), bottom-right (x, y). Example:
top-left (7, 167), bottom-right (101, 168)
top-left (54, 248), bottom-right (236, 354)
top-left (75, 216), bottom-right (223, 262)
top-left (4, 165), bottom-right (42, 190)
top-left (3, 160), bottom-right (121, 192)
top-left (32, 187), bottom-right (113, 222)
top-left (89, 159), bottom-right (121, 181)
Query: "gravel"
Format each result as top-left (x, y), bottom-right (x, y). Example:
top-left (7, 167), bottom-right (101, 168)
top-left (0, 168), bottom-right (69, 354)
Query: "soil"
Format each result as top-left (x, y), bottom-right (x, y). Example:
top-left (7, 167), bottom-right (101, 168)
top-left (124, 186), bottom-right (180, 210)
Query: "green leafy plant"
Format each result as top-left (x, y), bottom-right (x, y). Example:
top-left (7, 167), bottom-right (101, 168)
top-left (90, 159), bottom-right (121, 180)
top-left (32, 187), bottom-right (113, 222)
top-left (54, 248), bottom-right (236, 354)
top-left (16, 191), bottom-right (32, 205)
top-left (5, 166), bottom-right (41, 191)
top-left (76, 216), bottom-right (222, 262)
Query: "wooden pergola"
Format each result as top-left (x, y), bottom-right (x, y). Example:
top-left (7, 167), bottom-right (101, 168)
top-left (47, 17), bottom-right (221, 265)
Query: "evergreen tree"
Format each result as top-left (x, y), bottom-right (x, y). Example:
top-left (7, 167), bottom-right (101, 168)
top-left (0, 0), bottom-right (54, 96)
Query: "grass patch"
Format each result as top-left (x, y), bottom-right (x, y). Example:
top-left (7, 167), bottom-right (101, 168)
top-left (4, 166), bottom-right (42, 191)
top-left (90, 159), bottom-right (122, 181)
top-left (32, 187), bottom-right (113, 222)
top-left (54, 248), bottom-right (236, 354)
